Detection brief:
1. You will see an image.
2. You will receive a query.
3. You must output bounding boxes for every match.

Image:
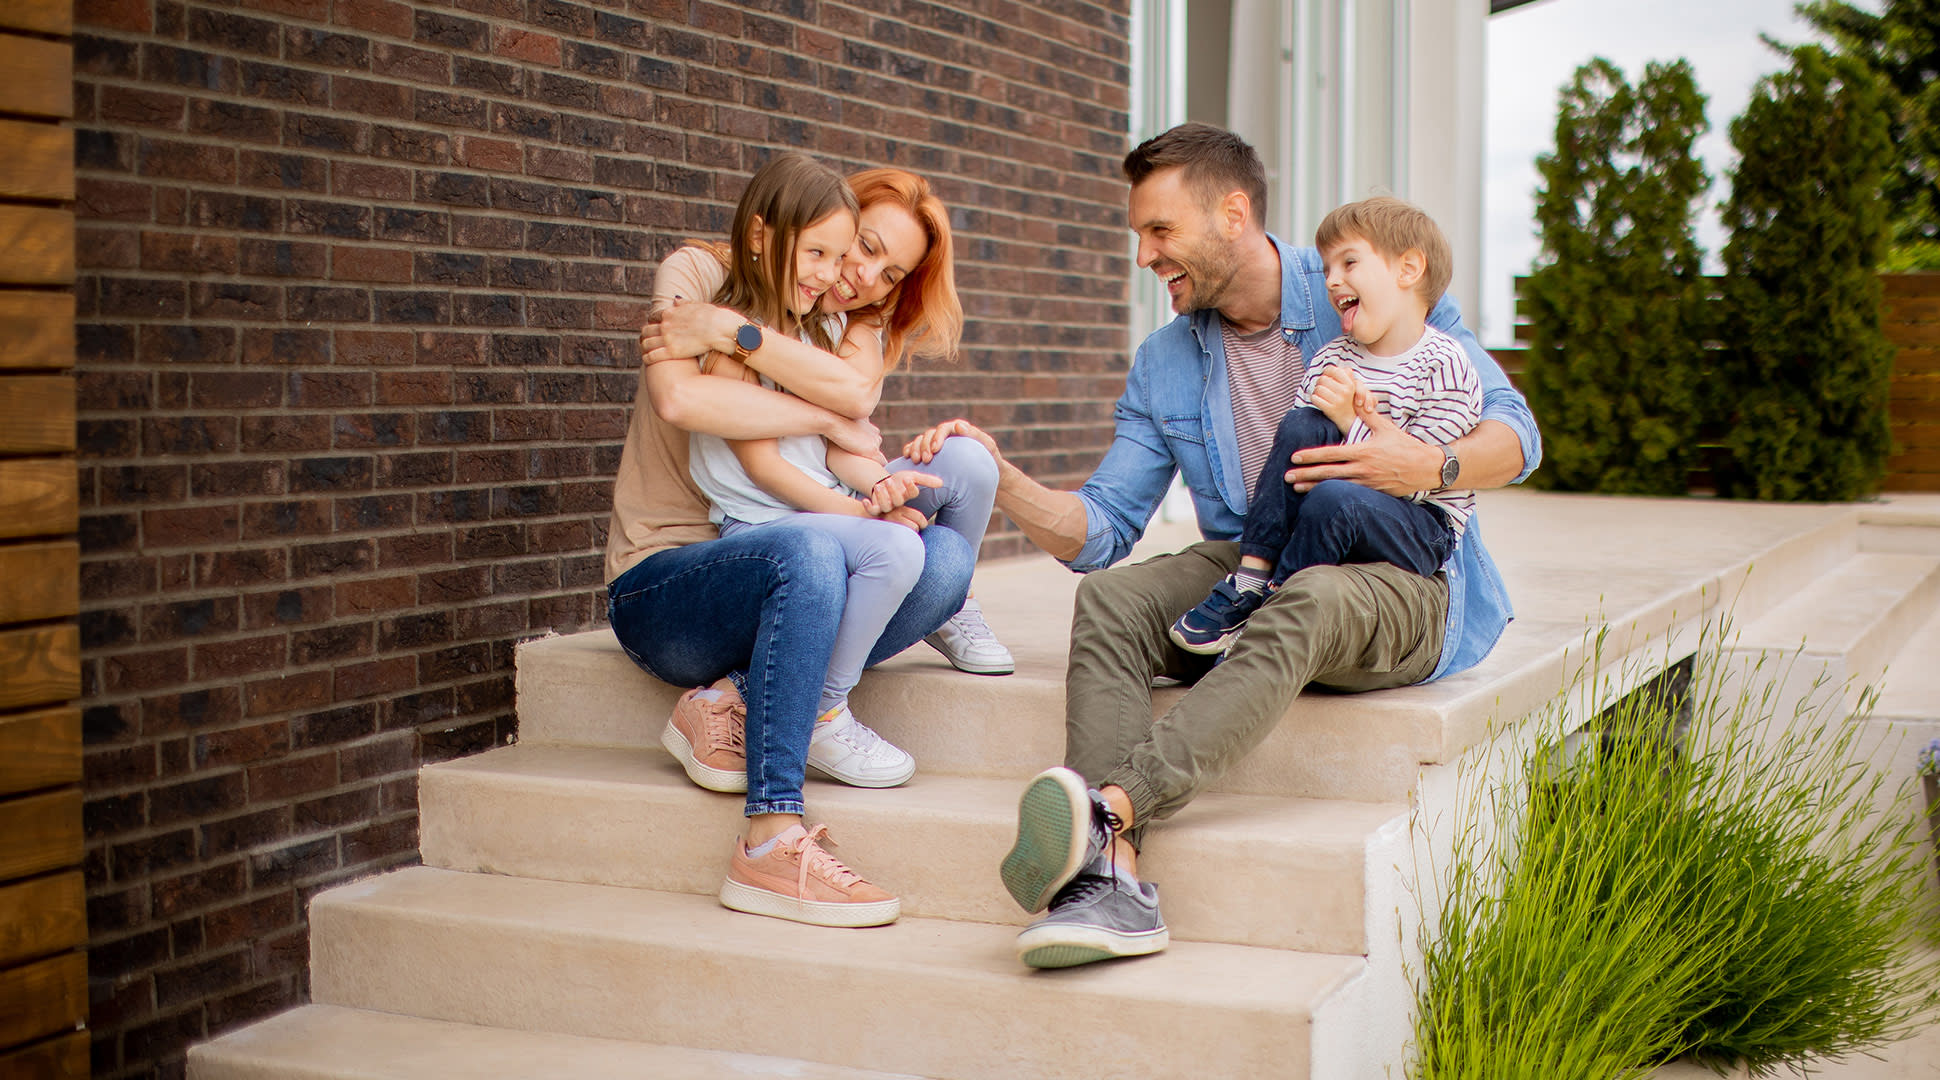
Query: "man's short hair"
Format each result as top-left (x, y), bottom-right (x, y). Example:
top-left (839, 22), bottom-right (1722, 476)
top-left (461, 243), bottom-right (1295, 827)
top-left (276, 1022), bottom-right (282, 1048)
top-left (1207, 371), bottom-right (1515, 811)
top-left (1315, 196), bottom-right (1453, 307)
top-left (1122, 123), bottom-right (1267, 228)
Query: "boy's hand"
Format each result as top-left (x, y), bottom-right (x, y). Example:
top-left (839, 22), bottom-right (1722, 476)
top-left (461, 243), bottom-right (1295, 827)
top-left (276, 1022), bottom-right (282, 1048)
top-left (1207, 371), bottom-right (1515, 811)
top-left (1310, 364), bottom-right (1361, 433)
top-left (866, 469), bottom-right (942, 514)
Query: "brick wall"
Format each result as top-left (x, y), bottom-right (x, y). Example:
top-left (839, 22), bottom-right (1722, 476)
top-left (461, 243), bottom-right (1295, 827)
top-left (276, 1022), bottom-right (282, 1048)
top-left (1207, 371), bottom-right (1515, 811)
top-left (69, 0), bottom-right (1132, 1075)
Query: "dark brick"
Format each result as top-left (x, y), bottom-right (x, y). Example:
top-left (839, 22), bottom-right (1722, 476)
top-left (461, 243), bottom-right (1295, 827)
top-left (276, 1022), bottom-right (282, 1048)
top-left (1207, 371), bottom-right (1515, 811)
top-left (248, 837), bottom-right (337, 888)
top-left (293, 539), bottom-right (373, 576)
top-left (372, 125), bottom-right (449, 164)
top-left (190, 191), bottom-right (283, 232)
top-left (148, 772), bottom-right (246, 827)
top-left (453, 293), bottom-right (521, 326)
top-left (191, 282), bottom-right (280, 319)
top-left (143, 44), bottom-right (238, 92)
top-left (291, 703), bottom-right (376, 748)
top-left (188, 8), bottom-right (280, 55)
top-left (286, 285), bottom-right (370, 322)
top-left (374, 289), bottom-right (451, 324)
top-left (453, 56), bottom-right (521, 97)
top-left (414, 91), bottom-right (487, 131)
top-left (285, 112), bottom-right (369, 154)
top-left (414, 10), bottom-right (488, 50)
top-left (241, 239), bottom-right (330, 278)
top-left (200, 807), bottom-right (290, 858)
top-left (419, 168), bottom-right (491, 207)
top-left (139, 324), bottom-right (234, 364)
top-left (489, 334), bottom-right (557, 367)
top-left (239, 61), bottom-right (331, 105)
top-left (286, 27), bottom-right (369, 68)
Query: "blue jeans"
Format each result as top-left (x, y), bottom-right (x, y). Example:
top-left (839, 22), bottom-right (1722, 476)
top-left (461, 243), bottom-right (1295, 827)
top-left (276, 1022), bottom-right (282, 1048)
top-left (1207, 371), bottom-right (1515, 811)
top-left (1239, 407), bottom-right (1453, 583)
top-left (607, 520), bottom-right (972, 817)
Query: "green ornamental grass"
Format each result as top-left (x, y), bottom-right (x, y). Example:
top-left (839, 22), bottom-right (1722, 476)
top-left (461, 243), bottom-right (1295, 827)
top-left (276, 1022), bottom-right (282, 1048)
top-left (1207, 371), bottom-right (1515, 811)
top-left (1412, 628), bottom-right (1940, 1080)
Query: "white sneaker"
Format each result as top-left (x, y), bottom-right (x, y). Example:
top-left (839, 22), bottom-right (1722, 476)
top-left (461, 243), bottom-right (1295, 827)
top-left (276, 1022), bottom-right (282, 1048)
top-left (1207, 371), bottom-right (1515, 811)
top-left (807, 702), bottom-right (916, 788)
top-left (924, 597), bottom-right (1015, 675)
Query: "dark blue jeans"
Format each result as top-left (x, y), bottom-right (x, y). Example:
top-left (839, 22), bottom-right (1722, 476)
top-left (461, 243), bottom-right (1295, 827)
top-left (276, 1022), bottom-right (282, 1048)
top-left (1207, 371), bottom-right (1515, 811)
top-left (607, 521), bottom-right (972, 817)
top-left (1239, 407), bottom-right (1453, 584)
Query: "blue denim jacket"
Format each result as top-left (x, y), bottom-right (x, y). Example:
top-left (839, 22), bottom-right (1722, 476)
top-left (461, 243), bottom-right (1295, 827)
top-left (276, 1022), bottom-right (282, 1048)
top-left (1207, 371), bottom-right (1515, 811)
top-left (1070, 235), bottom-right (1543, 680)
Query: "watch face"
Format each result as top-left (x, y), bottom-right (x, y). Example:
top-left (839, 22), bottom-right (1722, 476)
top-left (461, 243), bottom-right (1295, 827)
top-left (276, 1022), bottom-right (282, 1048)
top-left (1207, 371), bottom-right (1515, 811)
top-left (736, 323), bottom-right (763, 353)
top-left (1441, 454), bottom-right (1461, 487)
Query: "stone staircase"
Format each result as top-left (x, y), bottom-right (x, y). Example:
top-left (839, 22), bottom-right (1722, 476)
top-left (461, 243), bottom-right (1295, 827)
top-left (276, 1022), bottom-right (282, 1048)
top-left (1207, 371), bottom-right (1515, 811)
top-left (189, 492), bottom-right (1940, 1080)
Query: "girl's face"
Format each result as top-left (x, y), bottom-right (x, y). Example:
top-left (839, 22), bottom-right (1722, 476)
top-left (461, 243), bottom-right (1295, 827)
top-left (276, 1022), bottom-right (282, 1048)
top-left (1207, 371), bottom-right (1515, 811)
top-left (823, 202), bottom-right (930, 313)
top-left (784, 212), bottom-right (858, 317)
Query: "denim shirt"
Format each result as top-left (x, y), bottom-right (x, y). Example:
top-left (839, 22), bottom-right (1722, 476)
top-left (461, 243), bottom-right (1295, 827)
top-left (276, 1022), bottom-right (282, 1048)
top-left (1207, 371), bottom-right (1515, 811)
top-left (1070, 234), bottom-right (1543, 680)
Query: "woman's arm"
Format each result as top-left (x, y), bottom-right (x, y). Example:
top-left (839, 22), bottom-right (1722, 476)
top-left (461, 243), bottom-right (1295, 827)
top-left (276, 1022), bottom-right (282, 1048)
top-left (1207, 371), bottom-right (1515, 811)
top-left (641, 301), bottom-right (885, 419)
top-left (643, 358), bottom-right (884, 461)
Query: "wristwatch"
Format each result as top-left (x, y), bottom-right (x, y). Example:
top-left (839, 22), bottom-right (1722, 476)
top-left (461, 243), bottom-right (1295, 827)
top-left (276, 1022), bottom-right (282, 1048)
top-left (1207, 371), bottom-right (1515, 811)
top-left (1435, 444), bottom-right (1461, 491)
top-left (732, 322), bottom-right (763, 361)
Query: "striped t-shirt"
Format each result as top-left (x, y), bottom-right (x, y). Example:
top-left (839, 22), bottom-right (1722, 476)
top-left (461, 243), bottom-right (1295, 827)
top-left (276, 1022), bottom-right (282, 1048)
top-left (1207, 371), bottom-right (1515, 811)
top-left (1221, 319), bottom-right (1306, 488)
top-left (1297, 326), bottom-right (1482, 534)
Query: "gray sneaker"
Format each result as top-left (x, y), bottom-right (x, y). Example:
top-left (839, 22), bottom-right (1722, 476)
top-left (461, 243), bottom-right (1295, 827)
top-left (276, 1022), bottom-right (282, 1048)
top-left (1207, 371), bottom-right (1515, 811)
top-left (1015, 859), bottom-right (1168, 968)
top-left (1000, 767), bottom-right (1121, 913)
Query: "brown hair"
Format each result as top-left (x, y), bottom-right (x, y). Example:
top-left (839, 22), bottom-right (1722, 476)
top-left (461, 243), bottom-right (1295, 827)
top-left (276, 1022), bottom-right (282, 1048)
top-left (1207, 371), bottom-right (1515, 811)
top-left (1314, 196), bottom-right (1453, 307)
top-left (1122, 122), bottom-right (1267, 228)
top-left (845, 168), bottom-right (963, 369)
top-left (713, 152), bottom-right (859, 352)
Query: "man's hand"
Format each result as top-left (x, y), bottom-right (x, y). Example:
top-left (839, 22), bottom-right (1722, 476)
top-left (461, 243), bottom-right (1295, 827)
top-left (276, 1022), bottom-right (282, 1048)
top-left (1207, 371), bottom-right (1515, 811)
top-left (866, 469), bottom-right (942, 514)
top-left (640, 299), bottom-right (738, 365)
top-left (826, 415), bottom-right (886, 465)
top-left (902, 418), bottom-right (1005, 467)
top-left (1308, 364), bottom-right (1361, 434)
top-left (1286, 389), bottom-right (1441, 495)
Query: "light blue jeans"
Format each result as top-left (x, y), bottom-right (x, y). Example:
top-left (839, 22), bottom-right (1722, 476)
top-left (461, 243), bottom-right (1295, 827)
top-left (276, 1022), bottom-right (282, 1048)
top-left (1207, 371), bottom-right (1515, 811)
top-left (720, 436), bottom-right (1000, 710)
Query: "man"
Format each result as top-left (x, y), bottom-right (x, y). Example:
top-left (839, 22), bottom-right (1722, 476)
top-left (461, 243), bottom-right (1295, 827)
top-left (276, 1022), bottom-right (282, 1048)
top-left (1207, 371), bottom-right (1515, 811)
top-left (904, 123), bottom-right (1541, 968)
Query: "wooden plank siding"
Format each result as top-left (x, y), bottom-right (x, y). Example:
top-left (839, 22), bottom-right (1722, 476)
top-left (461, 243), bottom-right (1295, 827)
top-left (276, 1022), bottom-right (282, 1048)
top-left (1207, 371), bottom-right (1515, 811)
top-left (0, 5), bottom-right (84, 1076)
top-left (1488, 273), bottom-right (1940, 493)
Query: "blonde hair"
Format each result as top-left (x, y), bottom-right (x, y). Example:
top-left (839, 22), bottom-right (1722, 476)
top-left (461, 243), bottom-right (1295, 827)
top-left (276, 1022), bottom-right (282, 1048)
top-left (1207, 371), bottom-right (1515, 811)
top-left (845, 168), bottom-right (963, 369)
top-left (713, 152), bottom-right (858, 352)
top-left (1314, 196), bottom-right (1453, 307)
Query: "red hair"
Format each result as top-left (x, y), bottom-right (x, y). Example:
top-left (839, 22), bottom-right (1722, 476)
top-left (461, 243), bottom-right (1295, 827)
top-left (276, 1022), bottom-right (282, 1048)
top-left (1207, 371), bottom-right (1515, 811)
top-left (846, 168), bottom-right (963, 369)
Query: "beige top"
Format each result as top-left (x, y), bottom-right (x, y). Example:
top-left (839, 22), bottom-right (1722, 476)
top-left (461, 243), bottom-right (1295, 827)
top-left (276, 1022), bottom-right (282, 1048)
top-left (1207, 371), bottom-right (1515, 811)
top-left (603, 247), bottom-right (730, 582)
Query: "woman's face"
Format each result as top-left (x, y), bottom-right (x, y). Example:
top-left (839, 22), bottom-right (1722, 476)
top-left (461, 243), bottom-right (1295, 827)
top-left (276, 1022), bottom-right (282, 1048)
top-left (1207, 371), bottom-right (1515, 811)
top-left (823, 201), bottom-right (930, 313)
top-left (786, 211), bottom-right (858, 317)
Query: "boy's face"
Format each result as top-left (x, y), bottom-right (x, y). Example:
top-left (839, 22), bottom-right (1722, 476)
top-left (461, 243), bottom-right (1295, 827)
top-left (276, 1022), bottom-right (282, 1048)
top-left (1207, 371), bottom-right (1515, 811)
top-left (1321, 233), bottom-right (1426, 356)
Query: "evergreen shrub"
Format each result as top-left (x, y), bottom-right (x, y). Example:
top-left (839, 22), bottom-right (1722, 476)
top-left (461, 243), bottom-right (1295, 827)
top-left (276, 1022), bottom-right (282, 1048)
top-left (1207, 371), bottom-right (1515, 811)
top-left (1714, 46), bottom-right (1896, 502)
top-left (1522, 59), bottom-right (1712, 495)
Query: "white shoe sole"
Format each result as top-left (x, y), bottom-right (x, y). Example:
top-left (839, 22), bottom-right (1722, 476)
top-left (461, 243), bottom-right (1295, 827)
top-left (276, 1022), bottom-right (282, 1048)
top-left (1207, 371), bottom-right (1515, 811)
top-left (805, 754), bottom-right (916, 789)
top-left (924, 635), bottom-right (1016, 676)
top-left (1168, 622), bottom-right (1240, 656)
top-left (660, 720), bottom-right (747, 793)
top-left (719, 877), bottom-right (900, 927)
top-left (1000, 767), bottom-right (1091, 913)
top-left (1016, 922), bottom-right (1169, 968)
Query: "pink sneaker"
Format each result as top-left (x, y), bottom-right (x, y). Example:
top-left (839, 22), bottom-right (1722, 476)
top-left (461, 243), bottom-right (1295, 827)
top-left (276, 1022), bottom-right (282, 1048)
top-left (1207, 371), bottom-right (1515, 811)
top-left (719, 823), bottom-right (900, 927)
top-left (660, 679), bottom-right (747, 792)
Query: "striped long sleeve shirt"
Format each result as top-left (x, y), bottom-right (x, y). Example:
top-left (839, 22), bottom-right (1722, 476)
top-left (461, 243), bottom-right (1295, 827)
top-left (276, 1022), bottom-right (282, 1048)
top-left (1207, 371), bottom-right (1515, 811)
top-left (1297, 325), bottom-right (1482, 535)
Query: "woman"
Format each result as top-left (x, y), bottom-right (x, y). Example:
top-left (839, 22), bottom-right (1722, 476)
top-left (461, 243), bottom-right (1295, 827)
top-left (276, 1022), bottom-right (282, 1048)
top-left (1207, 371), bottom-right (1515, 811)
top-left (608, 166), bottom-right (994, 928)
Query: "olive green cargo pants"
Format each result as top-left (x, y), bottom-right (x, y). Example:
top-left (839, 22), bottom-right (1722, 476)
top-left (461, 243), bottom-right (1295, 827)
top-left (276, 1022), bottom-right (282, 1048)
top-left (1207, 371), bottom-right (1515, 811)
top-left (1064, 541), bottom-right (1447, 845)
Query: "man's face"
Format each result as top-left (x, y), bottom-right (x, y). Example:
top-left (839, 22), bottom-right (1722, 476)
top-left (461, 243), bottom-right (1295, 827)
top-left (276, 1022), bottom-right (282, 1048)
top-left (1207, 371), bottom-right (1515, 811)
top-left (1127, 167), bottom-right (1242, 316)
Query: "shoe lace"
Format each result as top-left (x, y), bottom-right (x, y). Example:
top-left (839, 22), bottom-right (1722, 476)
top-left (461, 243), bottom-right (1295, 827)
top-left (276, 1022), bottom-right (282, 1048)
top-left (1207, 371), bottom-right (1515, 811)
top-left (1051, 870), bottom-right (1115, 909)
top-left (948, 607), bottom-right (999, 643)
top-left (698, 696), bottom-right (745, 755)
top-left (787, 824), bottom-right (864, 891)
top-left (833, 715), bottom-right (886, 755)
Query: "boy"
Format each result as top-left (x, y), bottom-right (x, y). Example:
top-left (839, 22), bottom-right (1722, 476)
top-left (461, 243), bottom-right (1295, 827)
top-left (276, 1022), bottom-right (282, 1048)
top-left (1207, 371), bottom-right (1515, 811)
top-left (1169, 196), bottom-right (1482, 654)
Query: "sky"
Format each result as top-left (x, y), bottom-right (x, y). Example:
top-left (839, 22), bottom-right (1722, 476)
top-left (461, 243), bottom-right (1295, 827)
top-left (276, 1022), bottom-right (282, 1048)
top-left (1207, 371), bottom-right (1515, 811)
top-left (1480, 0), bottom-right (1847, 345)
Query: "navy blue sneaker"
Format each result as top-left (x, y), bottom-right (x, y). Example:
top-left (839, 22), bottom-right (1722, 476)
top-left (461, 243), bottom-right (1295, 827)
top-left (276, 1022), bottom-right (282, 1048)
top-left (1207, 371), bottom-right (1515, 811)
top-left (1169, 575), bottom-right (1268, 655)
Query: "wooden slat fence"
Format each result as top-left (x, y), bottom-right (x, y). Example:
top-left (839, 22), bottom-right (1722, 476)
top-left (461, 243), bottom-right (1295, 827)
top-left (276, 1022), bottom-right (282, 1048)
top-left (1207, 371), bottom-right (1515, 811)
top-left (0, 2), bottom-right (86, 1077)
top-left (1490, 273), bottom-right (1940, 493)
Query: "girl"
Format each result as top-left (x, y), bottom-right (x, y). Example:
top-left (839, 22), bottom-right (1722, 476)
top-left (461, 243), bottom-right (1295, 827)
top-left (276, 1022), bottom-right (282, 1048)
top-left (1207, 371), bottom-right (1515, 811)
top-left (680, 154), bottom-right (1001, 790)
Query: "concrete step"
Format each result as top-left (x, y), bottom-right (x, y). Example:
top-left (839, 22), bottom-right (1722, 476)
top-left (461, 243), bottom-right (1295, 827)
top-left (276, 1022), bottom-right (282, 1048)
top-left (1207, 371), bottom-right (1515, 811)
top-left (419, 743), bottom-right (1402, 954)
top-left (1729, 552), bottom-right (1940, 690)
top-left (1876, 602), bottom-right (1940, 726)
top-left (309, 867), bottom-right (1363, 1080)
top-left (188, 1004), bottom-right (928, 1080)
top-left (1858, 495), bottom-right (1940, 556)
top-left (518, 494), bottom-right (1866, 804)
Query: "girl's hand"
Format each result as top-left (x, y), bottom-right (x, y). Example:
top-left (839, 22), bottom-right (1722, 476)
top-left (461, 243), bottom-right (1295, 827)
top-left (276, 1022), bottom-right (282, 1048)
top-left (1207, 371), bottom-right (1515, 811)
top-left (641, 299), bottom-right (739, 365)
top-left (875, 504), bottom-right (928, 533)
top-left (867, 469), bottom-right (942, 514)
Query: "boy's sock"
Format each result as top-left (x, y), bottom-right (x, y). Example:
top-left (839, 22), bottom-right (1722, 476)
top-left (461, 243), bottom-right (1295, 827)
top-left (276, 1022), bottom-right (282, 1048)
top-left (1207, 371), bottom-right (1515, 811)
top-left (1231, 567), bottom-right (1269, 594)
top-left (746, 833), bottom-right (782, 859)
